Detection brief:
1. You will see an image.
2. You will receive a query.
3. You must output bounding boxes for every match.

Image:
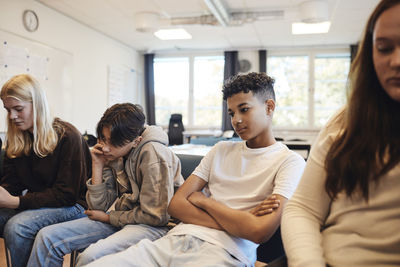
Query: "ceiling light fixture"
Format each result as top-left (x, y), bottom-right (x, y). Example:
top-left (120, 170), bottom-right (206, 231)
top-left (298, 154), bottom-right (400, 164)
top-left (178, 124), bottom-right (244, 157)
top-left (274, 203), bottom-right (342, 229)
top-left (292, 0), bottom-right (330, 34)
top-left (154, 29), bottom-right (192, 40)
top-left (134, 12), bottom-right (159, 33)
top-left (292, 21), bottom-right (331, 34)
top-left (299, 0), bottom-right (329, 23)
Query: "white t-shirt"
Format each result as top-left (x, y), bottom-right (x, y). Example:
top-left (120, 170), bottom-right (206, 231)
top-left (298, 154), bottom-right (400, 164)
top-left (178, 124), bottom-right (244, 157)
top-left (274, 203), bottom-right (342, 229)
top-left (168, 141), bottom-right (305, 266)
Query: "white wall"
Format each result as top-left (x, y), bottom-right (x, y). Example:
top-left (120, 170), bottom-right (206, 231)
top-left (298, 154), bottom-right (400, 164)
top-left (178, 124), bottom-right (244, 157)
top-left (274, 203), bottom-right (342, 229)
top-left (0, 0), bottom-right (144, 134)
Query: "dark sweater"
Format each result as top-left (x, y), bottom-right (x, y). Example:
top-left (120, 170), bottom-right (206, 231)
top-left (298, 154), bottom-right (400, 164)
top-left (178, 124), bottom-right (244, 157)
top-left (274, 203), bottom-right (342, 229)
top-left (0, 119), bottom-right (92, 210)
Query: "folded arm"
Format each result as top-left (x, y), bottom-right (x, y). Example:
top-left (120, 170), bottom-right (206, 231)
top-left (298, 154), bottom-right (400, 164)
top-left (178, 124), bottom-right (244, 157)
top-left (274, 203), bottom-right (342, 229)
top-left (168, 175), bottom-right (222, 230)
top-left (189, 191), bottom-right (287, 244)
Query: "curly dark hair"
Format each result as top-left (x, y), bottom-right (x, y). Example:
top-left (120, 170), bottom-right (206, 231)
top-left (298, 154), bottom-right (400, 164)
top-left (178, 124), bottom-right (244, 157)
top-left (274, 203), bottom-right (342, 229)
top-left (96, 103), bottom-right (146, 147)
top-left (222, 72), bottom-right (275, 101)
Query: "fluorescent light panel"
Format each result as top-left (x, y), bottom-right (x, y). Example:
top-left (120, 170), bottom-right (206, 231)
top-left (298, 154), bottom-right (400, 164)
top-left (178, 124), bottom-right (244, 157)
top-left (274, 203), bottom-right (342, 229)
top-left (154, 29), bottom-right (192, 40)
top-left (292, 21), bottom-right (331, 34)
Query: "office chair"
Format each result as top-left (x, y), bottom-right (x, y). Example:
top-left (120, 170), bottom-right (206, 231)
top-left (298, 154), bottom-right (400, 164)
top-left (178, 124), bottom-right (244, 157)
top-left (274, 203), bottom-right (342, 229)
top-left (168, 114), bottom-right (185, 145)
top-left (286, 143), bottom-right (311, 161)
top-left (256, 227), bottom-right (285, 264)
top-left (175, 154), bottom-right (204, 179)
top-left (82, 131), bottom-right (97, 147)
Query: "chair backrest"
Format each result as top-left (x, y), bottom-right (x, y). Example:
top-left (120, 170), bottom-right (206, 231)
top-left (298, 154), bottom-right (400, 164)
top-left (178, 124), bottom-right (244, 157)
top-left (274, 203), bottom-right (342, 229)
top-left (168, 114), bottom-right (185, 145)
top-left (82, 132), bottom-right (97, 147)
top-left (257, 227), bottom-right (285, 263)
top-left (175, 153), bottom-right (203, 179)
top-left (286, 143), bottom-right (311, 160)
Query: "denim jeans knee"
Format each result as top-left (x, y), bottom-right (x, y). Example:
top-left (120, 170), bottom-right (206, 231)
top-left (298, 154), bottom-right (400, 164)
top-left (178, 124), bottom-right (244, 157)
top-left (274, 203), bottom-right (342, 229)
top-left (28, 216), bottom-right (118, 267)
top-left (3, 204), bottom-right (85, 267)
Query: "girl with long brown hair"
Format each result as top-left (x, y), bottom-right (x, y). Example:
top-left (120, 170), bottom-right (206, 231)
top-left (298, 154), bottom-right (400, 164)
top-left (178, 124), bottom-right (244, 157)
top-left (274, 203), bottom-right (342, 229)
top-left (282, 0), bottom-right (400, 266)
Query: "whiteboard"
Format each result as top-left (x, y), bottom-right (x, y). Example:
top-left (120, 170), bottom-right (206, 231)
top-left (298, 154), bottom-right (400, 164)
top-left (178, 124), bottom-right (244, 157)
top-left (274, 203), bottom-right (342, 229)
top-left (0, 29), bottom-right (73, 132)
top-left (108, 64), bottom-right (137, 107)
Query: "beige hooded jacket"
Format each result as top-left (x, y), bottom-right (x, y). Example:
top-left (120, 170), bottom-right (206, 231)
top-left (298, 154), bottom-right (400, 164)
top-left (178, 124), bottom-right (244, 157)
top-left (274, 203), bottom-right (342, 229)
top-left (86, 125), bottom-right (184, 228)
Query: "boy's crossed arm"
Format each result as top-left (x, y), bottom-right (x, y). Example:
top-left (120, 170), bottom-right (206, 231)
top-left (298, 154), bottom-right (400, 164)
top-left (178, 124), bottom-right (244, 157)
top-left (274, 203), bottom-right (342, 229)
top-left (188, 190), bottom-right (285, 244)
top-left (168, 175), bottom-right (284, 244)
top-left (168, 175), bottom-right (223, 230)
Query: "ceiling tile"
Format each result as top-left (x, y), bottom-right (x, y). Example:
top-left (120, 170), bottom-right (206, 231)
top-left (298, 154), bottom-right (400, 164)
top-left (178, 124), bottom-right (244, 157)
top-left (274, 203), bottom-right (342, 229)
top-left (37, 0), bottom-right (381, 52)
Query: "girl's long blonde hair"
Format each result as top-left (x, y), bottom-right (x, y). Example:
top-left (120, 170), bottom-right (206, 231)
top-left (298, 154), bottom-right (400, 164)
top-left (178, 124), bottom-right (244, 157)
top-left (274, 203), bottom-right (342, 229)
top-left (1, 74), bottom-right (62, 158)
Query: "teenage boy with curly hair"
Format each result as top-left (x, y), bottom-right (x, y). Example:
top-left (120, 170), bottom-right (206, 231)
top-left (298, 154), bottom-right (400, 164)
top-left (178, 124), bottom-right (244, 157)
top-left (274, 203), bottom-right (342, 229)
top-left (85, 73), bottom-right (305, 267)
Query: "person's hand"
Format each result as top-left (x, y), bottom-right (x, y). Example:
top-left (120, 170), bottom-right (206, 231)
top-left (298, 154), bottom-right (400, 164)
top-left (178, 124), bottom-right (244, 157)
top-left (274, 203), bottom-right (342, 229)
top-left (91, 143), bottom-right (108, 167)
top-left (0, 186), bottom-right (19, 209)
top-left (85, 210), bottom-right (110, 223)
top-left (188, 191), bottom-right (209, 208)
top-left (249, 195), bottom-right (280, 216)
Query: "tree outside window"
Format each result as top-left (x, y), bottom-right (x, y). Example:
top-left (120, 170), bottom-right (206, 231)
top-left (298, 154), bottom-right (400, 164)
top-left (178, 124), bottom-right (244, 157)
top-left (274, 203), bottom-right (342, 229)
top-left (154, 55), bottom-right (224, 128)
top-left (267, 50), bottom-right (350, 128)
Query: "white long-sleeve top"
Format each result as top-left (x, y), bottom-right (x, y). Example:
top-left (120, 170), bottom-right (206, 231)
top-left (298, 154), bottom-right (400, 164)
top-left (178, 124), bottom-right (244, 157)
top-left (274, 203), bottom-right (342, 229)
top-left (282, 116), bottom-right (400, 267)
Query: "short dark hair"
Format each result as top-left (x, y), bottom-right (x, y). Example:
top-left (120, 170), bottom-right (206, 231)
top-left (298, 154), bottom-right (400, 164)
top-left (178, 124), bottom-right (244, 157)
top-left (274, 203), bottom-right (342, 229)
top-left (96, 103), bottom-right (146, 147)
top-left (222, 72), bottom-right (275, 101)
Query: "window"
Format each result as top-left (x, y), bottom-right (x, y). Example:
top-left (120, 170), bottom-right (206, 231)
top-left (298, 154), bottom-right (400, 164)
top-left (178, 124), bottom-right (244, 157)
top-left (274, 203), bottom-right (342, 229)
top-left (154, 57), bottom-right (189, 125)
top-left (314, 55), bottom-right (350, 127)
top-left (267, 55), bottom-right (309, 127)
top-left (193, 56), bottom-right (224, 127)
top-left (154, 55), bottom-right (224, 128)
top-left (267, 49), bottom-right (350, 128)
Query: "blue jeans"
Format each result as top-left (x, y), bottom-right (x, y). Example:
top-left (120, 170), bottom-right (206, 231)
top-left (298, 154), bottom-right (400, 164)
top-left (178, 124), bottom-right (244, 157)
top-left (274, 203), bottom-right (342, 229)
top-left (28, 216), bottom-right (169, 267)
top-left (0, 204), bottom-right (85, 267)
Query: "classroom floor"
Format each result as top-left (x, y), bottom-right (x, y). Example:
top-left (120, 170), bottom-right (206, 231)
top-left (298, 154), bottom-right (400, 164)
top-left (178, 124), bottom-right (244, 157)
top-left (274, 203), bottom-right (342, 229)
top-left (0, 238), bottom-right (71, 267)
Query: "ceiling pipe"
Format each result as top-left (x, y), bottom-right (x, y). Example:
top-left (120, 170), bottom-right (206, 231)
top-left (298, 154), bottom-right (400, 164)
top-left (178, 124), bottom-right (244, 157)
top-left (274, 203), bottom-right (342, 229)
top-left (133, 8), bottom-right (285, 32)
top-left (229, 10), bottom-right (284, 25)
top-left (212, 0), bottom-right (230, 23)
top-left (203, 0), bottom-right (230, 26)
top-left (169, 15), bottom-right (218, 26)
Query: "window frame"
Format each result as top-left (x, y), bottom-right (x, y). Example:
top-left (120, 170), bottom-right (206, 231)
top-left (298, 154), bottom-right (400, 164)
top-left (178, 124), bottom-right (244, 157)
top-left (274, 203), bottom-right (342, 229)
top-left (154, 51), bottom-right (224, 130)
top-left (267, 47), bottom-right (350, 131)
